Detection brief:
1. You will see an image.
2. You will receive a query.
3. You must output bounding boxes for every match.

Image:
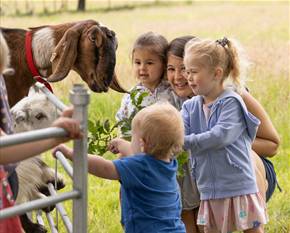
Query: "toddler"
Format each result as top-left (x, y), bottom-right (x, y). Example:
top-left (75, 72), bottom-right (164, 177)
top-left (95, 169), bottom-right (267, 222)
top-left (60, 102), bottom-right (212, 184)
top-left (54, 103), bottom-right (186, 233)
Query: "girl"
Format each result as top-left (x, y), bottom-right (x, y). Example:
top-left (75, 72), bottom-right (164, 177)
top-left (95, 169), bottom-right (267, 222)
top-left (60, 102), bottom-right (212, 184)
top-left (116, 32), bottom-right (172, 138)
top-left (167, 36), bottom-right (279, 233)
top-left (181, 37), bottom-right (268, 233)
top-left (53, 103), bottom-right (186, 233)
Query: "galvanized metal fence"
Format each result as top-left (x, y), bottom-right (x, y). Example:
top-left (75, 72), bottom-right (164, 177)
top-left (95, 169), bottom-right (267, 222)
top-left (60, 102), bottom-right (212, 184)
top-left (0, 83), bottom-right (90, 233)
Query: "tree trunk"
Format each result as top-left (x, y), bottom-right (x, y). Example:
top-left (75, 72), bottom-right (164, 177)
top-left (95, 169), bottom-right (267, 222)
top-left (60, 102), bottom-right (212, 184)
top-left (77, 0), bottom-right (85, 11)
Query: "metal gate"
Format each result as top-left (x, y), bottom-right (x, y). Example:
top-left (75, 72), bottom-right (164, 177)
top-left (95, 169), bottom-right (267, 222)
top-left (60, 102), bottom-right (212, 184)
top-left (0, 83), bottom-right (90, 233)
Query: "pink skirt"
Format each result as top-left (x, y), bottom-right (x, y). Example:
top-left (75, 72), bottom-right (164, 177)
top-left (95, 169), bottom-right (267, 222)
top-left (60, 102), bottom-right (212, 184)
top-left (197, 193), bottom-right (268, 233)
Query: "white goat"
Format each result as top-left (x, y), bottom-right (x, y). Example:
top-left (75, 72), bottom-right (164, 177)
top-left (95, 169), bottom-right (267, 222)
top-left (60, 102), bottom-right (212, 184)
top-left (11, 88), bottom-right (65, 233)
top-left (11, 88), bottom-right (65, 203)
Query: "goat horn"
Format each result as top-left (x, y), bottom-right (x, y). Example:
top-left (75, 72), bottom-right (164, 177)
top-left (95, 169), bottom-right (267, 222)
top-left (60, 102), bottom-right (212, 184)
top-left (110, 74), bottom-right (128, 93)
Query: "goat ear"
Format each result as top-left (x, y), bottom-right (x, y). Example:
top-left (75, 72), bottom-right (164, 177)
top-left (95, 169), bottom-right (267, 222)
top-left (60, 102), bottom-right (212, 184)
top-left (47, 29), bottom-right (80, 82)
top-left (28, 85), bottom-right (40, 96)
top-left (88, 25), bottom-right (103, 48)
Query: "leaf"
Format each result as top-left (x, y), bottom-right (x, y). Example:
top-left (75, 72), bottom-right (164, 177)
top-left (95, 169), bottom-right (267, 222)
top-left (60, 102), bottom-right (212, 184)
top-left (176, 151), bottom-right (189, 177)
top-left (103, 119), bottom-right (110, 133)
top-left (136, 92), bottom-right (149, 106)
top-left (130, 89), bottom-right (138, 106)
top-left (88, 142), bottom-right (96, 154)
top-left (87, 118), bottom-right (119, 157)
top-left (88, 120), bottom-right (97, 134)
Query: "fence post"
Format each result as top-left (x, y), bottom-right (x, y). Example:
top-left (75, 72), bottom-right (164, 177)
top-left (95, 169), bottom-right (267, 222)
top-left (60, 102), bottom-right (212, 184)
top-left (70, 84), bottom-right (90, 233)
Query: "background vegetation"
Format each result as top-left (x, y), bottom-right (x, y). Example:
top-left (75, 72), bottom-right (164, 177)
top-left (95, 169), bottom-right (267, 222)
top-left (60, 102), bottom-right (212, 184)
top-left (1, 1), bottom-right (289, 232)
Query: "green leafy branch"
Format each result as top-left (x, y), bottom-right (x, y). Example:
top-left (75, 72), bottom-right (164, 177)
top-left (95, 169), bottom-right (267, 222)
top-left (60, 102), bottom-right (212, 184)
top-left (87, 88), bottom-right (188, 176)
top-left (87, 119), bottom-right (119, 156)
top-left (117, 89), bottom-right (149, 140)
top-left (87, 89), bottom-right (149, 155)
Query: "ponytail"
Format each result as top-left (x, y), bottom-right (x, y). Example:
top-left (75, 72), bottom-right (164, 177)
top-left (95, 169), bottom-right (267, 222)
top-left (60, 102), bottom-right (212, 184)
top-left (226, 39), bottom-right (242, 92)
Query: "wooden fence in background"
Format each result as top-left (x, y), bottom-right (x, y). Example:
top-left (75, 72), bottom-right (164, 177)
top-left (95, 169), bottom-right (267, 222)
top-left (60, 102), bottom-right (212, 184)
top-left (0, 0), bottom-right (193, 16)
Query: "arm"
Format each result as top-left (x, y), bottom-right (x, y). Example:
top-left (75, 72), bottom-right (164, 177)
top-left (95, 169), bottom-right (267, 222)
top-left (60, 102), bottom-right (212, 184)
top-left (87, 155), bottom-right (119, 180)
top-left (0, 134), bottom-right (65, 164)
top-left (108, 138), bottom-right (133, 157)
top-left (0, 108), bottom-right (81, 164)
top-left (183, 98), bottom-right (246, 152)
top-left (241, 90), bottom-right (280, 157)
top-left (52, 144), bottom-right (119, 180)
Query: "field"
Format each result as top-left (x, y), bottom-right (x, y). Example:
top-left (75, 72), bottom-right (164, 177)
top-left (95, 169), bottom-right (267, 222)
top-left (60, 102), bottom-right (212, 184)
top-left (1, 1), bottom-right (289, 232)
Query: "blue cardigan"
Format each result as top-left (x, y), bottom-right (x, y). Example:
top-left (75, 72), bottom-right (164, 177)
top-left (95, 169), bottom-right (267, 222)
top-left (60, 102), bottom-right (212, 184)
top-left (181, 89), bottom-right (260, 200)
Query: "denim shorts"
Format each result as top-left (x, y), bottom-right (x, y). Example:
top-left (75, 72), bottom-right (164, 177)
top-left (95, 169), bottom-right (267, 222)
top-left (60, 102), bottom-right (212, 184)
top-left (260, 156), bottom-right (281, 202)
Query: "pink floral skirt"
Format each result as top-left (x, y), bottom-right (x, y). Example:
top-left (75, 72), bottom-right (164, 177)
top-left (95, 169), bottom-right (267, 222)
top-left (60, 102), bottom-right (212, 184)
top-left (197, 193), bottom-right (268, 233)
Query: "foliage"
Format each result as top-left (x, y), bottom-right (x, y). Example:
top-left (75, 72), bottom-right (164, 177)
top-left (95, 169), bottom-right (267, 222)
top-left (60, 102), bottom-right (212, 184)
top-left (117, 89), bottom-right (149, 139)
top-left (176, 150), bottom-right (189, 177)
top-left (87, 89), bottom-right (149, 155)
top-left (87, 119), bottom-right (119, 155)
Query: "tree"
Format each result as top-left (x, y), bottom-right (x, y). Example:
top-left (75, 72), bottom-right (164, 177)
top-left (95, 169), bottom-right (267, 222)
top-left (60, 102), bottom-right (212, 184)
top-left (77, 0), bottom-right (85, 11)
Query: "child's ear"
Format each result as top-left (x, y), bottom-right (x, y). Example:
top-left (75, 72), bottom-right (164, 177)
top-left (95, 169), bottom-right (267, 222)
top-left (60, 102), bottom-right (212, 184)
top-left (214, 67), bottom-right (223, 80)
top-left (139, 139), bottom-right (145, 153)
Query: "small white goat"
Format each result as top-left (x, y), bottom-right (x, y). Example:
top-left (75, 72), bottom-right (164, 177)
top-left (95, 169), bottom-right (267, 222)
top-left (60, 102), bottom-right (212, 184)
top-left (12, 88), bottom-right (59, 133)
top-left (11, 88), bottom-right (65, 233)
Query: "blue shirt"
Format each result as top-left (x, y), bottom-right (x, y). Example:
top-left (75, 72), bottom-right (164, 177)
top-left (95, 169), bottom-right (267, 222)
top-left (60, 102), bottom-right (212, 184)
top-left (181, 89), bottom-right (260, 200)
top-left (113, 154), bottom-right (185, 233)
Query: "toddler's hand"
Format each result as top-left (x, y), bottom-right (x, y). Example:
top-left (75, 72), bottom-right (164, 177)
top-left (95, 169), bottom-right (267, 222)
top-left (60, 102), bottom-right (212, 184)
top-left (52, 144), bottom-right (73, 160)
top-left (108, 138), bottom-right (122, 154)
top-left (108, 138), bottom-right (132, 157)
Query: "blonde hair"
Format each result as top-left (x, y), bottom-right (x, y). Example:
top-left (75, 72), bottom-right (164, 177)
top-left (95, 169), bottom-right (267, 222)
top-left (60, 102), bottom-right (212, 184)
top-left (184, 37), bottom-right (250, 93)
top-left (0, 31), bottom-right (10, 74)
top-left (132, 103), bottom-right (184, 158)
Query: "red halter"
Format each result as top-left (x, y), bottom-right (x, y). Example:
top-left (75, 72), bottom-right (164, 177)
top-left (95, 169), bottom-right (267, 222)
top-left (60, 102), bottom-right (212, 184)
top-left (25, 31), bottom-right (53, 93)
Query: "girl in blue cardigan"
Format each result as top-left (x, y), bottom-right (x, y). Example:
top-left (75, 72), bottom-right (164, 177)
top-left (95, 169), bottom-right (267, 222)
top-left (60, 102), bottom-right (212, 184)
top-left (181, 37), bottom-right (268, 233)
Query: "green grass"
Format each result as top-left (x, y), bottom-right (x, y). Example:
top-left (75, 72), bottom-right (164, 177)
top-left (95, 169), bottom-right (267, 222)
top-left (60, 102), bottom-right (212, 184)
top-left (1, 1), bottom-right (289, 232)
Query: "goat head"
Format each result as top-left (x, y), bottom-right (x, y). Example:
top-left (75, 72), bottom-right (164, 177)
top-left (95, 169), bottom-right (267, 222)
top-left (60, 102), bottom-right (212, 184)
top-left (47, 19), bottom-right (124, 93)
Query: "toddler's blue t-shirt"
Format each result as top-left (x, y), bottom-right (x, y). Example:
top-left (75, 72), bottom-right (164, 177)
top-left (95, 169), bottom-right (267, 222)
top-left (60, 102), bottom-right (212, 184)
top-left (113, 153), bottom-right (185, 233)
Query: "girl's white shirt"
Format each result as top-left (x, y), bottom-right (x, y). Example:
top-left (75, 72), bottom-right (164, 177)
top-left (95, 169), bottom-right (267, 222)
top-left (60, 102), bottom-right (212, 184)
top-left (116, 80), bottom-right (174, 136)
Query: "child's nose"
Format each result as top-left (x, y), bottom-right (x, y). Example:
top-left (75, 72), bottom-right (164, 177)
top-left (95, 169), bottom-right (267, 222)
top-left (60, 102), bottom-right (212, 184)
top-left (185, 72), bottom-right (193, 81)
top-left (175, 70), bottom-right (185, 81)
top-left (140, 63), bottom-right (146, 71)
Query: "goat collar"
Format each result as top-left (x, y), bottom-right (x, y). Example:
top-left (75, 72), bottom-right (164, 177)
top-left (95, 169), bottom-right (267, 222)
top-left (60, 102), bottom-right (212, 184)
top-left (25, 31), bottom-right (53, 93)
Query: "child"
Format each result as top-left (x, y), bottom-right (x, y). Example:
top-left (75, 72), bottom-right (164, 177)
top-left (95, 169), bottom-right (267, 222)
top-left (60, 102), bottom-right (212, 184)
top-left (181, 37), bottom-right (268, 233)
top-left (53, 103), bottom-right (186, 233)
top-left (0, 32), bottom-right (81, 233)
top-left (116, 32), bottom-right (173, 138)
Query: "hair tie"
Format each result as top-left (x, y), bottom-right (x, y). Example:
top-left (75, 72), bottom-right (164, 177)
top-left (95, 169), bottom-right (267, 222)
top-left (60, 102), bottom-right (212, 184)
top-left (216, 37), bottom-right (229, 47)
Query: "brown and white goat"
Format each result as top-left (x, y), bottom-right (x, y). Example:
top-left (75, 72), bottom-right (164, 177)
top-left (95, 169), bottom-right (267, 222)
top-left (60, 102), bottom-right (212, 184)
top-left (1, 19), bottom-right (126, 107)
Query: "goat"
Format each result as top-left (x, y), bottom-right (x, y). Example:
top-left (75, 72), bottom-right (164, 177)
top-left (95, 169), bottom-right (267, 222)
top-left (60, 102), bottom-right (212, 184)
top-left (11, 87), bottom-right (64, 233)
top-left (1, 19), bottom-right (126, 107)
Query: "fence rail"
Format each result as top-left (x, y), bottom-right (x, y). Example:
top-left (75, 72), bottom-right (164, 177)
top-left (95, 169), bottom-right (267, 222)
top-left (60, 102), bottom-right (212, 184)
top-left (0, 127), bottom-right (67, 147)
top-left (0, 0), bottom-right (193, 16)
top-left (0, 190), bottom-right (80, 219)
top-left (0, 84), bottom-right (90, 233)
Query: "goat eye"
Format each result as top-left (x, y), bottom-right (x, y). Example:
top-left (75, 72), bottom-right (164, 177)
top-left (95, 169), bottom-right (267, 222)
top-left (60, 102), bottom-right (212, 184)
top-left (89, 34), bottom-right (96, 42)
top-left (15, 116), bottom-right (25, 123)
top-left (35, 113), bottom-right (46, 120)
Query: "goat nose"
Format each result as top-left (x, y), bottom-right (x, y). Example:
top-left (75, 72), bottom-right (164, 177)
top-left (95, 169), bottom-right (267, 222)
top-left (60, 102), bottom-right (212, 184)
top-left (91, 82), bottom-right (108, 92)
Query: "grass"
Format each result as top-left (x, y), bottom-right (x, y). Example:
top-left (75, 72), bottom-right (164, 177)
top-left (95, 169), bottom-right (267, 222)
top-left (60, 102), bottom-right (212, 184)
top-left (1, 1), bottom-right (289, 232)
